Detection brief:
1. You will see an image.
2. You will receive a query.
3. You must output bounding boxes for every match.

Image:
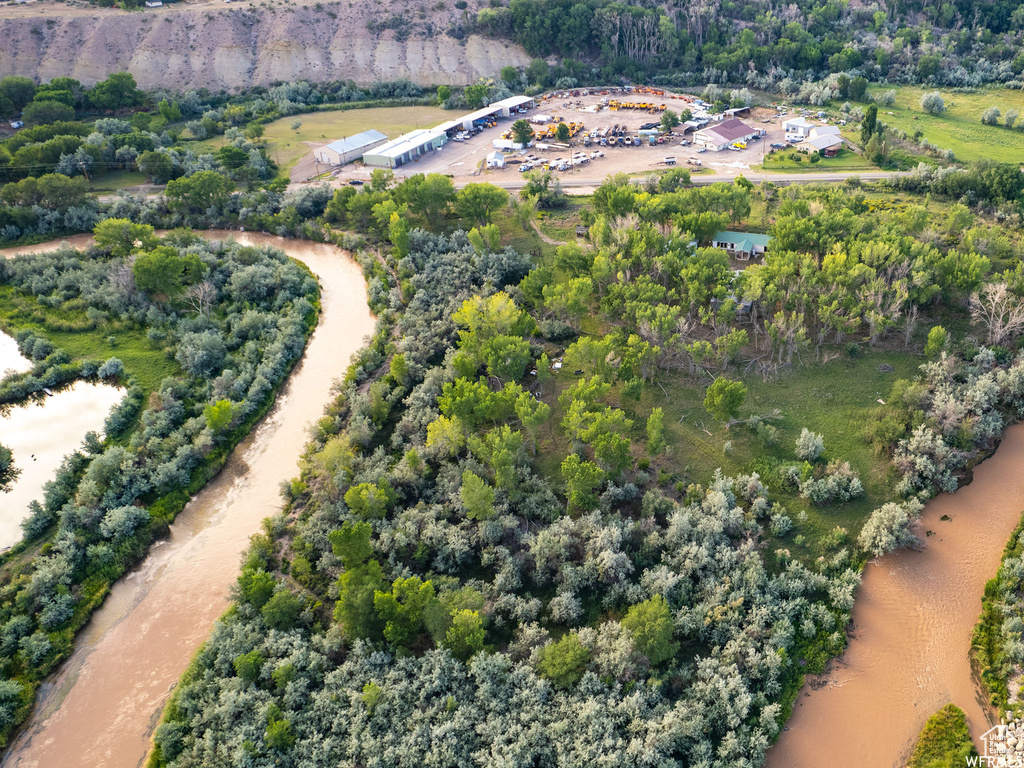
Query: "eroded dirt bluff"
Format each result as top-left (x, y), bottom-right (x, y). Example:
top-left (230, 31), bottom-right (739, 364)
top-left (0, 0), bottom-right (531, 90)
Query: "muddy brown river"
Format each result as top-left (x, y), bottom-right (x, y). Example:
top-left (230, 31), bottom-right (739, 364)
top-left (767, 423), bottom-right (1024, 768)
top-left (0, 232), bottom-right (374, 768)
top-left (4, 232), bottom-right (1022, 768)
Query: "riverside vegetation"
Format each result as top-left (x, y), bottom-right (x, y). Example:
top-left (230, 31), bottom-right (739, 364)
top-left (972, 512), bottom-right (1024, 718)
top-left (129, 163), bottom-right (1024, 767)
top-left (906, 704), bottom-right (979, 768)
top-left (0, 223), bottom-right (319, 746)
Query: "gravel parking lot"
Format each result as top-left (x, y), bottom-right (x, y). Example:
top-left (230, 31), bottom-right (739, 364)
top-left (327, 90), bottom-right (798, 186)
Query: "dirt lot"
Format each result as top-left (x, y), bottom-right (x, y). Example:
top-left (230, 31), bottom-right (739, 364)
top-left (323, 91), bottom-right (794, 187)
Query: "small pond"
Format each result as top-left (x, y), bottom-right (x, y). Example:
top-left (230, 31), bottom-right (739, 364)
top-left (0, 333), bottom-right (124, 549)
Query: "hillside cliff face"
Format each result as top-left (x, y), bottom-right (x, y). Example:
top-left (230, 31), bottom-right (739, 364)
top-left (0, 1), bottom-right (532, 90)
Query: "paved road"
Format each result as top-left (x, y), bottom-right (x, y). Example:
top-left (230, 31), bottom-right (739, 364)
top-left (480, 169), bottom-right (912, 191)
top-left (96, 169), bottom-right (912, 204)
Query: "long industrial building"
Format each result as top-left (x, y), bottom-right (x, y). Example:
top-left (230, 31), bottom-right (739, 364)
top-left (362, 127), bottom-right (451, 169)
top-left (313, 129), bottom-right (388, 166)
top-left (361, 95), bottom-right (536, 169)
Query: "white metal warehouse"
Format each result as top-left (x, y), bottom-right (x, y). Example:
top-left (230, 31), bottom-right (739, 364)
top-left (361, 127), bottom-right (450, 169)
top-left (360, 96), bottom-right (537, 169)
top-left (314, 129), bottom-right (388, 166)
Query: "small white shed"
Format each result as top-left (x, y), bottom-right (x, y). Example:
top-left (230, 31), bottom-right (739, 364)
top-left (486, 151), bottom-right (506, 169)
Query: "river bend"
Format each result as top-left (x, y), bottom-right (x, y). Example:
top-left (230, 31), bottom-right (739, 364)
top-left (767, 423), bottom-right (1024, 767)
top-left (0, 232), bottom-right (374, 768)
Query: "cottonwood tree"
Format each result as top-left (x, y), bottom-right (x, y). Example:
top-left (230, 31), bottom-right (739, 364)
top-left (374, 576), bottom-right (436, 648)
top-left (185, 281), bottom-right (216, 318)
top-left (165, 170), bottom-right (234, 213)
top-left (455, 184), bottom-right (509, 227)
top-left (133, 246), bottom-right (206, 298)
top-left (515, 393), bottom-right (550, 454)
top-left (621, 595), bottom-right (678, 665)
top-left (970, 282), bottom-right (1024, 345)
top-left (704, 378), bottom-right (746, 423)
top-left (561, 454), bottom-right (605, 511)
top-left (509, 192), bottom-right (538, 231)
top-left (925, 325), bottom-right (948, 358)
top-left (646, 408), bottom-right (666, 456)
top-left (444, 609), bottom-right (486, 661)
top-left (538, 632), bottom-right (590, 687)
top-left (460, 470), bottom-right (495, 521)
top-left (93, 218), bottom-right (156, 258)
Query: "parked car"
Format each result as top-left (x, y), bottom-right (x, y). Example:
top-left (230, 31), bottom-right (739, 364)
top-left (695, 146), bottom-right (707, 153)
top-left (770, 142), bottom-right (785, 149)
top-left (348, 179), bottom-right (364, 185)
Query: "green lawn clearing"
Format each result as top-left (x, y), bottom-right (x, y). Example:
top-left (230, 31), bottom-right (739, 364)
top-left (0, 287), bottom-right (181, 396)
top-left (760, 146), bottom-right (875, 172)
top-left (866, 85), bottom-right (1024, 163)
top-left (642, 350), bottom-right (920, 560)
top-left (529, 344), bottom-right (922, 565)
top-left (194, 105), bottom-right (450, 178)
top-left (87, 170), bottom-right (151, 193)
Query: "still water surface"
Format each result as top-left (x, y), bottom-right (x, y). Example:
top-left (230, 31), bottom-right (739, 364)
top-left (0, 232), bottom-right (374, 768)
top-left (0, 304), bottom-right (123, 550)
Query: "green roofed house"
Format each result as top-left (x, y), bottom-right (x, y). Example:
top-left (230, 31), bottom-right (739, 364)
top-left (712, 231), bottom-right (771, 261)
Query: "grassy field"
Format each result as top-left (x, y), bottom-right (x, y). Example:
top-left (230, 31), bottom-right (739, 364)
top-left (867, 85), bottom-right (1024, 163)
top-left (194, 105), bottom-right (450, 178)
top-left (649, 350), bottom-right (920, 557)
top-left (529, 342), bottom-right (923, 563)
top-left (760, 146), bottom-right (875, 172)
top-left (0, 287), bottom-right (181, 396)
top-left (535, 205), bottom-right (586, 243)
top-left (87, 170), bottom-right (151, 193)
